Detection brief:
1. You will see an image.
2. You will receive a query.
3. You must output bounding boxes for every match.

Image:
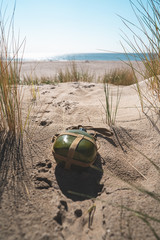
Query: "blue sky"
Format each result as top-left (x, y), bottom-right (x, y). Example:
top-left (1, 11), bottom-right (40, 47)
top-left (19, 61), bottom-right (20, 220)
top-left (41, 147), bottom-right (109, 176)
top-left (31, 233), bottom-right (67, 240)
top-left (4, 0), bottom-right (142, 59)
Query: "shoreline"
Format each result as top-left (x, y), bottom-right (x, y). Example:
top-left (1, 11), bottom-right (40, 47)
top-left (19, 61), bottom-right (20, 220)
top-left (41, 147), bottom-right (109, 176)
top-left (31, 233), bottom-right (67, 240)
top-left (20, 60), bottom-right (145, 81)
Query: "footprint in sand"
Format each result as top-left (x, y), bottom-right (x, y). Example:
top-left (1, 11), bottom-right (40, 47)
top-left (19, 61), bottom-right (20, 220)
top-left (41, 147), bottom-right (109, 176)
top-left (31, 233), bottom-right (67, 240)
top-left (35, 175), bottom-right (52, 189)
top-left (50, 86), bottom-right (56, 89)
top-left (36, 159), bottom-right (52, 172)
top-left (41, 90), bottom-right (50, 95)
top-left (82, 84), bottom-right (95, 88)
top-left (72, 82), bottom-right (80, 88)
top-left (34, 159), bottom-right (53, 189)
top-left (53, 200), bottom-right (68, 225)
top-left (53, 100), bottom-right (78, 111)
top-left (39, 119), bottom-right (53, 126)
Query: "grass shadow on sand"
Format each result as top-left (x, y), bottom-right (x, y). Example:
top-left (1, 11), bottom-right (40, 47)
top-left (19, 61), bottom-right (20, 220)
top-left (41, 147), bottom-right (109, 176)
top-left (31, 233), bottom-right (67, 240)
top-left (102, 126), bottom-right (148, 182)
top-left (55, 153), bottom-right (103, 201)
top-left (144, 112), bottom-right (160, 136)
top-left (0, 131), bottom-right (27, 206)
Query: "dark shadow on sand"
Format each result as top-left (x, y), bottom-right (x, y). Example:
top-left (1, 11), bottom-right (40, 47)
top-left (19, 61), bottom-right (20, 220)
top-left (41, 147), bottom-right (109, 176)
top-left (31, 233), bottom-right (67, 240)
top-left (144, 112), bottom-right (160, 135)
top-left (55, 153), bottom-right (103, 201)
top-left (0, 131), bottom-right (26, 206)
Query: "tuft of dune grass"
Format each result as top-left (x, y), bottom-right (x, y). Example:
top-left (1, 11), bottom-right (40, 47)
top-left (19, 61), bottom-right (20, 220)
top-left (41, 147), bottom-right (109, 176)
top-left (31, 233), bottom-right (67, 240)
top-left (22, 63), bottom-right (137, 86)
top-left (119, 0), bottom-right (160, 238)
top-left (0, 3), bottom-right (29, 202)
top-left (120, 0), bottom-right (160, 113)
top-left (102, 68), bottom-right (136, 86)
top-left (54, 61), bottom-right (94, 83)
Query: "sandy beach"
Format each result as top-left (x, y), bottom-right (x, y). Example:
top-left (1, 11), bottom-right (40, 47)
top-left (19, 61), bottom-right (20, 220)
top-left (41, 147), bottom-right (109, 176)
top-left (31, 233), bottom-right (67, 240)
top-left (20, 60), bottom-right (145, 81)
top-left (0, 61), bottom-right (160, 240)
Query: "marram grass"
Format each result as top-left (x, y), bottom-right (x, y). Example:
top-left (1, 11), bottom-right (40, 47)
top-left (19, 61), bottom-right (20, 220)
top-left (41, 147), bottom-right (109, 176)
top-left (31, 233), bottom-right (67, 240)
top-left (120, 0), bottom-right (160, 238)
top-left (121, 0), bottom-right (160, 113)
top-left (54, 61), bottom-right (94, 83)
top-left (0, 58), bottom-right (22, 135)
top-left (0, 4), bottom-right (29, 201)
top-left (102, 81), bottom-right (121, 127)
top-left (22, 63), bottom-right (137, 86)
top-left (0, 4), bottom-right (24, 136)
top-left (102, 68), bottom-right (136, 86)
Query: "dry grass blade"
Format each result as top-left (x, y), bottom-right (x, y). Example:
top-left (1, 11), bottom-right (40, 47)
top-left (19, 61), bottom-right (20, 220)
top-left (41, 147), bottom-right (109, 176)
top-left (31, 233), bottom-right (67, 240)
top-left (121, 205), bottom-right (160, 240)
top-left (141, 218), bottom-right (160, 240)
top-left (119, 143), bottom-right (160, 239)
top-left (130, 182), bottom-right (160, 203)
top-left (121, 205), bottom-right (160, 223)
top-left (131, 145), bottom-right (160, 173)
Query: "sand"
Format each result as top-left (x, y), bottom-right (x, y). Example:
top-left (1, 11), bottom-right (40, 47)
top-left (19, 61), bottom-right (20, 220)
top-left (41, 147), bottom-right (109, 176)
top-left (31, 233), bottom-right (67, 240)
top-left (0, 61), bottom-right (160, 240)
top-left (20, 60), bottom-right (145, 81)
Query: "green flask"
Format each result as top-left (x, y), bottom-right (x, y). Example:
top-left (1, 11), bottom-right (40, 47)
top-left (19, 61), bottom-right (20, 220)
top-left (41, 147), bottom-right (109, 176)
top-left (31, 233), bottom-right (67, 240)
top-left (52, 129), bottom-right (97, 169)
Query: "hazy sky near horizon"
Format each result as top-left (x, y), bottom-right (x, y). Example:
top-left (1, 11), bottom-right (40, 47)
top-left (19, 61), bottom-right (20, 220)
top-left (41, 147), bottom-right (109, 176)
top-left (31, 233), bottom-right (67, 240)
top-left (4, 0), bottom-right (143, 59)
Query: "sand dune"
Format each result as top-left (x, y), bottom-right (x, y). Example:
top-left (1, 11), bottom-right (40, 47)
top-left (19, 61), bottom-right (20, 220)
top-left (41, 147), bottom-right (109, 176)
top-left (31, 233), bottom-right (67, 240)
top-left (0, 63), bottom-right (160, 240)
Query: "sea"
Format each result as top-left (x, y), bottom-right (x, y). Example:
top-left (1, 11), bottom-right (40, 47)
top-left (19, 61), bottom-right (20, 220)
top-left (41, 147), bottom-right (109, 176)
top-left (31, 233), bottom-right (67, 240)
top-left (23, 52), bottom-right (146, 61)
top-left (48, 53), bottom-right (145, 62)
